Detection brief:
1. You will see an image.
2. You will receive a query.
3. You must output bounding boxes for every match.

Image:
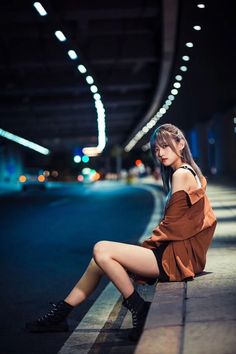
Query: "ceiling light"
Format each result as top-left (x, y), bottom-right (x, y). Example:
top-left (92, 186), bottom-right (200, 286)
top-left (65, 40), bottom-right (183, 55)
top-left (180, 66), bottom-right (188, 72)
top-left (77, 65), bottom-right (87, 74)
top-left (95, 100), bottom-right (105, 114)
top-left (33, 2), bottom-right (47, 16)
top-left (173, 82), bottom-right (181, 88)
top-left (168, 95), bottom-right (175, 101)
top-left (137, 131), bottom-right (144, 139)
top-left (142, 126), bottom-right (149, 133)
top-left (93, 93), bottom-right (101, 100)
top-left (68, 50), bottom-right (78, 60)
top-left (175, 75), bottom-right (182, 81)
top-left (86, 76), bottom-right (94, 84)
top-left (182, 55), bottom-right (190, 61)
top-left (124, 145), bottom-right (132, 152)
top-left (163, 104), bottom-right (169, 110)
top-left (82, 147), bottom-right (99, 156)
top-left (55, 30), bottom-right (66, 42)
top-left (0, 128), bottom-right (50, 155)
top-left (197, 4), bottom-right (205, 8)
top-left (186, 42), bottom-right (194, 48)
top-left (146, 122), bottom-right (153, 129)
top-left (152, 116), bottom-right (158, 122)
top-left (160, 107), bottom-right (166, 114)
top-left (165, 100), bottom-right (172, 106)
top-left (171, 89), bottom-right (178, 95)
top-left (90, 85), bottom-right (98, 93)
top-left (193, 25), bottom-right (201, 31)
top-left (147, 121), bottom-right (155, 129)
top-left (47, 12), bottom-right (106, 155)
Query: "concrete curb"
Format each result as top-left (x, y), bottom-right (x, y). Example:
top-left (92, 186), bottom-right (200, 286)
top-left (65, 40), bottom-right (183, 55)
top-left (135, 282), bottom-right (186, 354)
top-left (136, 181), bottom-right (236, 354)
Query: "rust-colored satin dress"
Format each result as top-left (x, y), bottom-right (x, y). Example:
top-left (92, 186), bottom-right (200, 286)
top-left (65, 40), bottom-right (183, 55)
top-left (141, 175), bottom-right (217, 282)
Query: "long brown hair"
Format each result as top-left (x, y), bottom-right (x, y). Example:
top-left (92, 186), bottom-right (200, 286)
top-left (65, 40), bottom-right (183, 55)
top-left (150, 123), bottom-right (203, 193)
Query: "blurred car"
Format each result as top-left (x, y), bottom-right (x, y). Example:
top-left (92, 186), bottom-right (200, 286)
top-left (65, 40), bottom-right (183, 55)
top-left (18, 169), bottom-right (47, 191)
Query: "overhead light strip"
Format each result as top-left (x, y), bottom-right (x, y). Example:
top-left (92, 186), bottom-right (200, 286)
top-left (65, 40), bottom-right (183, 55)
top-left (68, 49), bottom-right (78, 60)
top-left (33, 2), bottom-right (47, 16)
top-left (54, 30), bottom-right (67, 42)
top-left (125, 2), bottom-right (205, 152)
top-left (33, 2), bottom-right (106, 156)
top-left (0, 128), bottom-right (50, 155)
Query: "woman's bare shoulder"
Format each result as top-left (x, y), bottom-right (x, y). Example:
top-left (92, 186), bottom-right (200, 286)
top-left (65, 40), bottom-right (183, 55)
top-left (171, 168), bottom-right (195, 194)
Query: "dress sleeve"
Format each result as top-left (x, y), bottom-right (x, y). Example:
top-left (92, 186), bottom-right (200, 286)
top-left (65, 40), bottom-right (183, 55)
top-left (142, 191), bottom-right (202, 246)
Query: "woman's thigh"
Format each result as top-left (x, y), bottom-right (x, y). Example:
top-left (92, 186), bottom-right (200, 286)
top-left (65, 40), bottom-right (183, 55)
top-left (94, 241), bottom-right (159, 279)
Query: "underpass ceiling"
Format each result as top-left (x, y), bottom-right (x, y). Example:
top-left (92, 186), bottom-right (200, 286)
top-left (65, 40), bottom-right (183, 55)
top-left (0, 0), bottom-right (163, 153)
top-left (0, 0), bottom-right (235, 157)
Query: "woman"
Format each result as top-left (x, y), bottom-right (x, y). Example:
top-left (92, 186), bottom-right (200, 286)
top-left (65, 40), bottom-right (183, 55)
top-left (26, 123), bottom-right (217, 341)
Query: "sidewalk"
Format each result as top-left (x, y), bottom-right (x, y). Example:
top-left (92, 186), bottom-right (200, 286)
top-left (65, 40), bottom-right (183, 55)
top-left (136, 181), bottom-right (236, 354)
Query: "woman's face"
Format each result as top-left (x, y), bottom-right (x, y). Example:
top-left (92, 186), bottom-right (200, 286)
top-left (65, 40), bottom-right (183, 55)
top-left (155, 137), bottom-right (183, 169)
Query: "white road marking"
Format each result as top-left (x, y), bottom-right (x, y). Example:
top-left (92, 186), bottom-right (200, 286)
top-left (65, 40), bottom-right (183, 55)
top-left (58, 283), bottom-right (120, 354)
top-left (57, 183), bottom-right (164, 354)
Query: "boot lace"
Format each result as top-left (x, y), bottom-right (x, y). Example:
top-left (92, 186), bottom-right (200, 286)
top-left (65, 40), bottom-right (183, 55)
top-left (130, 308), bottom-right (138, 327)
top-left (38, 302), bottom-right (61, 323)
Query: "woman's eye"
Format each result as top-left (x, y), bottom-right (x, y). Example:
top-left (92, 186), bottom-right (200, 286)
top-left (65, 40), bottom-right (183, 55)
top-left (155, 144), bottom-right (168, 153)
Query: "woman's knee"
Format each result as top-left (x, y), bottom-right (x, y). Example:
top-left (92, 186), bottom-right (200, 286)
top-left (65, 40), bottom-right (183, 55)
top-left (89, 257), bottom-right (104, 276)
top-left (93, 241), bottom-right (110, 264)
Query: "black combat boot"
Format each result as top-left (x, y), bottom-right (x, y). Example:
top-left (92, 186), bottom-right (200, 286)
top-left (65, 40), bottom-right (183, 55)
top-left (122, 290), bottom-right (151, 342)
top-left (25, 300), bottom-right (74, 333)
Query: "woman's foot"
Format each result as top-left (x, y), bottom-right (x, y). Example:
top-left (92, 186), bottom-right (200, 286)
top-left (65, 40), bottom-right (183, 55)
top-left (25, 300), bottom-right (73, 333)
top-left (122, 290), bottom-right (151, 342)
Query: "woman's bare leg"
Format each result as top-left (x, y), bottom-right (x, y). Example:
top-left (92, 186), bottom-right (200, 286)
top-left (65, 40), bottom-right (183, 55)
top-left (64, 258), bottom-right (104, 307)
top-left (25, 242), bottom-right (158, 335)
top-left (93, 241), bottom-right (160, 299)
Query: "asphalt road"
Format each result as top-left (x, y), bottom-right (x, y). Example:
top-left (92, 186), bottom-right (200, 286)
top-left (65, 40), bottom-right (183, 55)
top-left (0, 181), bottom-right (155, 354)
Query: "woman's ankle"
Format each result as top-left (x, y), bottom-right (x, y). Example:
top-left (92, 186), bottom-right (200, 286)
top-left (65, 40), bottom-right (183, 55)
top-left (63, 299), bottom-right (75, 308)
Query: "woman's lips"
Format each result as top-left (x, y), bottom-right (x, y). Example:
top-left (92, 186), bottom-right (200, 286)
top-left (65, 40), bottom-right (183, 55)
top-left (162, 158), bottom-right (168, 162)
